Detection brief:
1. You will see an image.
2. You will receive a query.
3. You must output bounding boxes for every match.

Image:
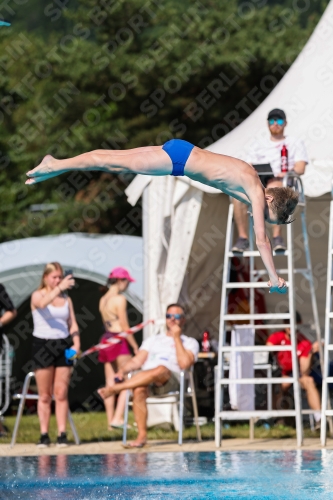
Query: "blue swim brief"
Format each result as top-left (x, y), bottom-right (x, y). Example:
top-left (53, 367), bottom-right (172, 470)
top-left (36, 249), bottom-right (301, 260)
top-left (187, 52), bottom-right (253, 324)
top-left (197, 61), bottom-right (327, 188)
top-left (162, 139), bottom-right (195, 176)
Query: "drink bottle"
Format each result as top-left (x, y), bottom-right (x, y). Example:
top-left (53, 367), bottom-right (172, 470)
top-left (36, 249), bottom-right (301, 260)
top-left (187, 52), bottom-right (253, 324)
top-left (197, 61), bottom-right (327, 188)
top-left (201, 330), bottom-right (211, 352)
top-left (281, 144), bottom-right (288, 173)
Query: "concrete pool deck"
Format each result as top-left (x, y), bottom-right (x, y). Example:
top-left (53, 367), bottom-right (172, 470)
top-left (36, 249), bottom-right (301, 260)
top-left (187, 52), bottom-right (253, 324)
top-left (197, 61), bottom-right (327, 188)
top-left (1, 438), bottom-right (333, 456)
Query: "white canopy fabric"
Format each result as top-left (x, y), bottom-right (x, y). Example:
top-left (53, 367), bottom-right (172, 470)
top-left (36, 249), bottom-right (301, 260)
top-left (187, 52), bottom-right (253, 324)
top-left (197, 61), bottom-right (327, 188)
top-left (0, 233), bottom-right (143, 312)
top-left (131, 177), bottom-right (204, 337)
top-left (126, 2), bottom-right (333, 336)
top-left (208, 0), bottom-right (333, 198)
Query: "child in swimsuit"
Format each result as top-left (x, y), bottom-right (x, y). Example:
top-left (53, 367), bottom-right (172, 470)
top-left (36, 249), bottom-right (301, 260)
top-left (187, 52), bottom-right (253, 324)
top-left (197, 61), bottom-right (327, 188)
top-left (98, 267), bottom-right (138, 429)
top-left (26, 140), bottom-right (298, 293)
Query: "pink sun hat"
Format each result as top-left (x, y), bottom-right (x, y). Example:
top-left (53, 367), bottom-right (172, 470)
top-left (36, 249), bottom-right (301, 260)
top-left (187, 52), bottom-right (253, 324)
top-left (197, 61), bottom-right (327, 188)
top-left (108, 267), bottom-right (135, 282)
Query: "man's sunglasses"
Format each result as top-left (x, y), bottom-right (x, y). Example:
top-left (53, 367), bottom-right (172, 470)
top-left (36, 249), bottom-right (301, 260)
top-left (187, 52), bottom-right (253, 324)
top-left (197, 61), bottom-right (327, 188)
top-left (166, 313), bottom-right (184, 320)
top-left (268, 118), bottom-right (285, 126)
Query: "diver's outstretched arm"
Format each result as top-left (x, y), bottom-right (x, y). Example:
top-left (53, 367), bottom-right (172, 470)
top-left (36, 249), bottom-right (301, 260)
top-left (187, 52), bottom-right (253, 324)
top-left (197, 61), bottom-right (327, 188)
top-left (251, 190), bottom-right (287, 294)
top-left (26, 146), bottom-right (172, 185)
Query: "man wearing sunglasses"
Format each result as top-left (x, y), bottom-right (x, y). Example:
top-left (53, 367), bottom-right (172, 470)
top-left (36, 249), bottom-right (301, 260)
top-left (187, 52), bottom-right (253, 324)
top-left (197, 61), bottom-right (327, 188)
top-left (232, 108), bottom-right (308, 253)
top-left (98, 303), bottom-right (199, 448)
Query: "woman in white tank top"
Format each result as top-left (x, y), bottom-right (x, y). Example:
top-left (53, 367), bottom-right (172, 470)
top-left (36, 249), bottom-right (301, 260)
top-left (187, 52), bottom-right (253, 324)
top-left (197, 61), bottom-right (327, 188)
top-left (30, 262), bottom-right (80, 448)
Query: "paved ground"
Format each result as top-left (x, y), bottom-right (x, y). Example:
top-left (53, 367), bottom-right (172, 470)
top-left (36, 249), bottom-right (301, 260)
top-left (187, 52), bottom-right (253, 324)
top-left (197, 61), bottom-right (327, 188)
top-left (1, 438), bottom-right (333, 456)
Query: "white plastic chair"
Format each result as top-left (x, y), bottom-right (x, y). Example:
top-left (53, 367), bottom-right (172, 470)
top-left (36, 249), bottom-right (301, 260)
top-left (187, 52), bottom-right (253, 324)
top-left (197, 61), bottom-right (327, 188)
top-left (122, 367), bottom-right (202, 446)
top-left (10, 371), bottom-right (80, 447)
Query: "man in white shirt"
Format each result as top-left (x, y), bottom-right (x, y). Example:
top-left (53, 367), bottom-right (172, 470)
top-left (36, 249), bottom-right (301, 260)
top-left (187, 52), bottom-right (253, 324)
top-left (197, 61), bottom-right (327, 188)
top-left (98, 303), bottom-right (199, 448)
top-left (232, 108), bottom-right (308, 252)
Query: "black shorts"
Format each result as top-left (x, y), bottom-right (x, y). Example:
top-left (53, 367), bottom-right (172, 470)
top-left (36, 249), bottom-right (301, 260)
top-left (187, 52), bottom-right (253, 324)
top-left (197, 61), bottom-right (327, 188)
top-left (31, 336), bottom-right (73, 370)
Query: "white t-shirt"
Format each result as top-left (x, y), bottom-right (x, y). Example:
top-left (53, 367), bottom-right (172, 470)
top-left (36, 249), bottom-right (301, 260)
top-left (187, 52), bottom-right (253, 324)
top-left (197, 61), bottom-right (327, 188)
top-left (140, 333), bottom-right (199, 373)
top-left (246, 135), bottom-right (308, 177)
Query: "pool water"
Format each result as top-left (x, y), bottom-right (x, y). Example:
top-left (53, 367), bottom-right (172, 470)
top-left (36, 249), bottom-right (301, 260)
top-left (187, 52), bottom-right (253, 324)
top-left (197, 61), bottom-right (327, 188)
top-left (0, 450), bottom-right (332, 499)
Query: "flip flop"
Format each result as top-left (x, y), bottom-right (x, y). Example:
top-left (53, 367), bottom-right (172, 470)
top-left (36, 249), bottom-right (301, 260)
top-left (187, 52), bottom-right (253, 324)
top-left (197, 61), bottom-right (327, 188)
top-left (109, 423), bottom-right (132, 430)
top-left (122, 441), bottom-right (147, 449)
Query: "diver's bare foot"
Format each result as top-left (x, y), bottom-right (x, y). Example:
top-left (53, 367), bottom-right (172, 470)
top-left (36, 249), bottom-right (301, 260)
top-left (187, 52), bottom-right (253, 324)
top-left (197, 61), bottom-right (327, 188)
top-left (26, 155), bottom-right (62, 185)
top-left (97, 386), bottom-right (115, 400)
top-left (123, 438), bottom-right (147, 449)
top-left (41, 154), bottom-right (54, 164)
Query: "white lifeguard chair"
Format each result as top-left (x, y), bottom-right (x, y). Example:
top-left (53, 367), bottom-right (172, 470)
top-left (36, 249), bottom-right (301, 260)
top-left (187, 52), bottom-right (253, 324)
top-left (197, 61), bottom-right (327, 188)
top-left (215, 173), bottom-right (322, 447)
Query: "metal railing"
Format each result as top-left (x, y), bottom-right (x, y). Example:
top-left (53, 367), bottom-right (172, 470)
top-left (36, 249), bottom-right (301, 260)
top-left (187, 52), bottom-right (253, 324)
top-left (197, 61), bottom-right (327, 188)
top-left (321, 176), bottom-right (333, 445)
top-left (0, 335), bottom-right (13, 420)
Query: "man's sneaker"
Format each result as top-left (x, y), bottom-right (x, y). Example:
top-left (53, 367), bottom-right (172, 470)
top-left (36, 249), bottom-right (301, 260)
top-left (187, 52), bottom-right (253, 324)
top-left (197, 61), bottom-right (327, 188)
top-left (272, 236), bottom-right (287, 252)
top-left (232, 237), bottom-right (249, 253)
top-left (56, 432), bottom-right (69, 447)
top-left (37, 433), bottom-right (51, 448)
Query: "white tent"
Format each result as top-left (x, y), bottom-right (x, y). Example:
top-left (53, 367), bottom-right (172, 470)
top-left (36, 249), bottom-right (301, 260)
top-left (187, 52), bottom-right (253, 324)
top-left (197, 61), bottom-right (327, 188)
top-left (126, 1), bottom-right (333, 339)
top-left (0, 233), bottom-right (143, 312)
top-left (208, 0), bottom-right (333, 198)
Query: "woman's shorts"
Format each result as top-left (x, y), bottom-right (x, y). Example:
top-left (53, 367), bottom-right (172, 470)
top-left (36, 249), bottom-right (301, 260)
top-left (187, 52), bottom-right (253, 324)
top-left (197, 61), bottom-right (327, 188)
top-left (98, 332), bottom-right (131, 363)
top-left (31, 336), bottom-right (73, 370)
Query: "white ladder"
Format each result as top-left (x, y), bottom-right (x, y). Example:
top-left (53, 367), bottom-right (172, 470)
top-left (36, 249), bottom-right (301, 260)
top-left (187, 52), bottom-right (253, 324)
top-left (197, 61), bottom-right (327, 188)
top-left (321, 181), bottom-right (333, 446)
top-left (215, 173), bottom-right (321, 447)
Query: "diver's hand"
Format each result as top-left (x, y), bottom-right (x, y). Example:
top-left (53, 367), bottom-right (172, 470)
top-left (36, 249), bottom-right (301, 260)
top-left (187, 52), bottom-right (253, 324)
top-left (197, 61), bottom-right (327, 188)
top-left (26, 155), bottom-right (66, 185)
top-left (267, 276), bottom-right (287, 294)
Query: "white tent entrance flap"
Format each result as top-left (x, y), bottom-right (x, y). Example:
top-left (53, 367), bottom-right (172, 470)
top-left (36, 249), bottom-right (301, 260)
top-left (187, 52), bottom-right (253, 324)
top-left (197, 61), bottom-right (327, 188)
top-left (126, 175), bottom-right (220, 338)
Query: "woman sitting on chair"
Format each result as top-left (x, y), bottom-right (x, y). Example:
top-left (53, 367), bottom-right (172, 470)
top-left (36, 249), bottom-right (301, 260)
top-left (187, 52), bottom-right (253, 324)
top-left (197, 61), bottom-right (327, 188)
top-left (30, 262), bottom-right (80, 448)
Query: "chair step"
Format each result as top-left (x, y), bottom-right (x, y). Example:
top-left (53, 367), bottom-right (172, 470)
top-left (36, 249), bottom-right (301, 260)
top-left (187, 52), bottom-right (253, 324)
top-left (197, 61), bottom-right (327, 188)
top-left (220, 346), bottom-right (292, 352)
top-left (253, 268), bottom-right (308, 276)
top-left (223, 313), bottom-right (290, 321)
top-left (225, 282), bottom-right (289, 289)
top-left (218, 410), bottom-right (296, 420)
top-left (233, 324), bottom-right (290, 330)
top-left (219, 377), bottom-right (294, 385)
top-left (228, 251), bottom-right (289, 257)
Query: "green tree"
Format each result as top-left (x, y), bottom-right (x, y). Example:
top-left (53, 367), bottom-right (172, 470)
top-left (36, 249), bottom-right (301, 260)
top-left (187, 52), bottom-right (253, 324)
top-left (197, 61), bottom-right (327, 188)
top-left (0, 0), bottom-right (328, 241)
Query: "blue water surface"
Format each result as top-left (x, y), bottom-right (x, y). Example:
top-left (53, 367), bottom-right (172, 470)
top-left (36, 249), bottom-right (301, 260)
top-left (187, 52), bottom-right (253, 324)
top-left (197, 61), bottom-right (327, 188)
top-left (0, 450), bottom-right (332, 499)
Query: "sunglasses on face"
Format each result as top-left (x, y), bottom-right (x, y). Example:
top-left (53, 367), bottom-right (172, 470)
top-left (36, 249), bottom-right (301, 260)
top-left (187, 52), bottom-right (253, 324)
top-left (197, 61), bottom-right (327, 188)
top-left (268, 118), bottom-right (285, 126)
top-left (166, 313), bottom-right (184, 320)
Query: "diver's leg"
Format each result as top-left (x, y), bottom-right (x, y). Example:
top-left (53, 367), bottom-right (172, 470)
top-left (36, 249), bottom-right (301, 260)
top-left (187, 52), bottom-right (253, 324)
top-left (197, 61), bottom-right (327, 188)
top-left (26, 146), bottom-right (173, 185)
